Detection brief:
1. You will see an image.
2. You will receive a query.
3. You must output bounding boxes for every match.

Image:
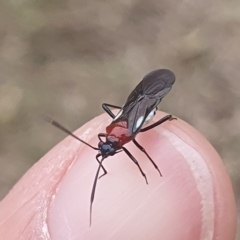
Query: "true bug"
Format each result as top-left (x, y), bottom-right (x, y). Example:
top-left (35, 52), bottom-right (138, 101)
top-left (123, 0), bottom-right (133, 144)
top-left (47, 69), bottom-right (176, 225)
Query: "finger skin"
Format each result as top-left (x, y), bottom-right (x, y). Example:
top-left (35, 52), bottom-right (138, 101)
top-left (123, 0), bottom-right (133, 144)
top-left (0, 112), bottom-right (236, 240)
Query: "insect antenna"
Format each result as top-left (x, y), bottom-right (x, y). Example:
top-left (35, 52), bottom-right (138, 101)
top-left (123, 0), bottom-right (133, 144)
top-left (45, 116), bottom-right (99, 150)
top-left (90, 154), bottom-right (105, 226)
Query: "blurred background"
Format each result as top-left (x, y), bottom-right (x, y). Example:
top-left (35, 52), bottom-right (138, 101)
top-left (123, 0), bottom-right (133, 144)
top-left (0, 0), bottom-right (239, 238)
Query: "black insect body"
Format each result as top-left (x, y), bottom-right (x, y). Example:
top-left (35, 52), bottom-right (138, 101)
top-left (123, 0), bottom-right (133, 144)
top-left (47, 69), bottom-right (176, 225)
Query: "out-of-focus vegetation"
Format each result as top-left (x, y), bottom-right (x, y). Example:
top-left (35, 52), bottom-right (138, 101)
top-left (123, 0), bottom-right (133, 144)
top-left (0, 0), bottom-right (239, 237)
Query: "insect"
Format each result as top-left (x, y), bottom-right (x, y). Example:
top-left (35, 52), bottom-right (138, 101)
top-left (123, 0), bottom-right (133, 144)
top-left (47, 69), bottom-right (176, 225)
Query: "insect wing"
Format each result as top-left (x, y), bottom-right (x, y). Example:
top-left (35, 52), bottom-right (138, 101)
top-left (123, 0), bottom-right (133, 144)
top-left (127, 97), bottom-right (158, 133)
top-left (121, 69), bottom-right (175, 112)
top-left (140, 69), bottom-right (175, 97)
top-left (113, 69), bottom-right (175, 133)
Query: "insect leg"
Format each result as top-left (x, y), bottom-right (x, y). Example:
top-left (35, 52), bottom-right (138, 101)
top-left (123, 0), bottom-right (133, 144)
top-left (122, 147), bottom-right (148, 184)
top-left (97, 134), bottom-right (108, 179)
top-left (95, 153), bottom-right (108, 179)
top-left (102, 103), bottom-right (121, 118)
top-left (133, 139), bottom-right (162, 177)
top-left (140, 115), bottom-right (176, 132)
top-left (90, 157), bottom-right (105, 226)
top-left (98, 133), bottom-right (106, 142)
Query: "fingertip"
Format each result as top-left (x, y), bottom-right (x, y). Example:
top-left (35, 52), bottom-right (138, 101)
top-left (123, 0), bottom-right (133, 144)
top-left (0, 112), bottom-right (236, 240)
top-left (47, 111), bottom-right (236, 240)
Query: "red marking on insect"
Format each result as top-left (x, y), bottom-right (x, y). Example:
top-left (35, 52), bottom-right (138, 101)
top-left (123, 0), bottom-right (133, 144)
top-left (106, 121), bottom-right (132, 146)
top-left (46, 69), bottom-right (176, 226)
